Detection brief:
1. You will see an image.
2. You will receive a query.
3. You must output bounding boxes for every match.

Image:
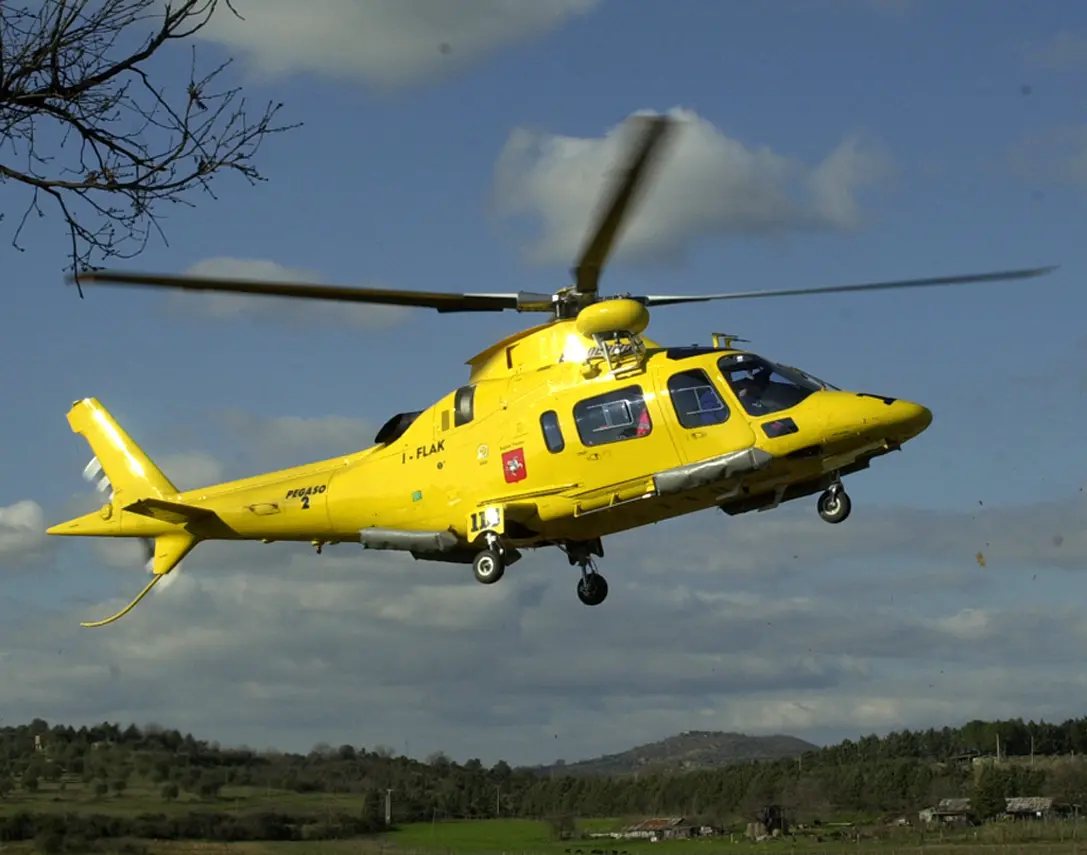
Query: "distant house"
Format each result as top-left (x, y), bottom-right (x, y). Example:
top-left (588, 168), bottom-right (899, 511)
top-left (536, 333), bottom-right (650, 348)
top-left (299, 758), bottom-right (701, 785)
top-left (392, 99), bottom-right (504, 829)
top-left (949, 749), bottom-right (981, 767)
top-left (1004, 797), bottom-right (1068, 820)
top-left (926, 798), bottom-right (976, 825)
top-left (617, 817), bottom-right (695, 841)
top-left (921, 796), bottom-right (1068, 825)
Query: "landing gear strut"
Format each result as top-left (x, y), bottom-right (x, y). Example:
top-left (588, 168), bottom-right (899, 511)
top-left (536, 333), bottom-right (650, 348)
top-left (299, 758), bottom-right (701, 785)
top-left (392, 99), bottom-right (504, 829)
top-left (564, 540), bottom-right (608, 606)
top-left (817, 480), bottom-right (851, 524)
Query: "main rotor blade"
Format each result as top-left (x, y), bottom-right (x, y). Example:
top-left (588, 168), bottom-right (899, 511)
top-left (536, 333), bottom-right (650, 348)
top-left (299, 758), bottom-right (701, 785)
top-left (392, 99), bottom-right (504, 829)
top-left (572, 114), bottom-right (677, 297)
top-left (639, 265), bottom-right (1060, 307)
top-left (70, 271), bottom-right (557, 314)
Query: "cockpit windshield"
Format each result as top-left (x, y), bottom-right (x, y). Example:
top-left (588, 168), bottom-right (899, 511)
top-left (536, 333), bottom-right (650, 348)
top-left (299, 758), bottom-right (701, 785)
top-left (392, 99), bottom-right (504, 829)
top-left (717, 353), bottom-right (826, 417)
top-left (783, 364), bottom-right (840, 392)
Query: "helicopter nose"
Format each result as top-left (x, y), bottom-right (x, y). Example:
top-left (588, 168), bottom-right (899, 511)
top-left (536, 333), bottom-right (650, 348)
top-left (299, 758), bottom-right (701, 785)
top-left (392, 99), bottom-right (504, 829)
top-left (891, 399), bottom-right (932, 441)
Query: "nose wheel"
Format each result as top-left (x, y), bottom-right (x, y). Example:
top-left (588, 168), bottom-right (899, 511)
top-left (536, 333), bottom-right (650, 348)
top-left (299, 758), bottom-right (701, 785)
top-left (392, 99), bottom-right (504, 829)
top-left (472, 530), bottom-right (515, 584)
top-left (472, 547), bottom-right (505, 584)
top-left (817, 484), bottom-right (851, 524)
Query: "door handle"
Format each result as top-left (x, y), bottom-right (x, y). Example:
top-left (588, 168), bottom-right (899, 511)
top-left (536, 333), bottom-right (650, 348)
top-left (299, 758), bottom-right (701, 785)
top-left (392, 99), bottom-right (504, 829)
top-left (691, 431), bottom-right (706, 439)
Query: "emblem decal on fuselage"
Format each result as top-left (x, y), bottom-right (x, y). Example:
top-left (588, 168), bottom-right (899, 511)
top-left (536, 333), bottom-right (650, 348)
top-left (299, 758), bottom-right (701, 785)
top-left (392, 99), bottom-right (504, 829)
top-left (502, 447), bottom-right (527, 484)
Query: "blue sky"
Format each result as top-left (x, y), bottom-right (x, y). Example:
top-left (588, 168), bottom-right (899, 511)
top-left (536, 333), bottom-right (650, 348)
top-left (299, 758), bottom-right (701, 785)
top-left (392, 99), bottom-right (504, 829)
top-left (1, 0), bottom-right (1086, 766)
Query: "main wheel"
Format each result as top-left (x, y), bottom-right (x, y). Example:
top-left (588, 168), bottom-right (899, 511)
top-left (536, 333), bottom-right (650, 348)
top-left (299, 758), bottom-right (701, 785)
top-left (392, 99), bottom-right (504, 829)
top-left (576, 572), bottom-right (609, 606)
top-left (473, 549), bottom-right (505, 584)
top-left (817, 488), bottom-right (851, 524)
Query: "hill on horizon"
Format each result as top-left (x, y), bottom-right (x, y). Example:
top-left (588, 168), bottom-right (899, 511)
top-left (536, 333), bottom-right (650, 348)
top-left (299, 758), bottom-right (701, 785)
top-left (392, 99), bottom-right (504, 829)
top-left (529, 730), bottom-right (819, 776)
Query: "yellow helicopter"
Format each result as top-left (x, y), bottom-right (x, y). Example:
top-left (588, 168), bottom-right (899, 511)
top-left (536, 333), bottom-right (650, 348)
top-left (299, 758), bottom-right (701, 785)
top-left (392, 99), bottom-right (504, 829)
top-left (47, 115), bottom-right (1056, 627)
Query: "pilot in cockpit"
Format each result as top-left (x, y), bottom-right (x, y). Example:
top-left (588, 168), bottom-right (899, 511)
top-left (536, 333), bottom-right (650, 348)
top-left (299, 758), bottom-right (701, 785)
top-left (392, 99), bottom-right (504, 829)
top-left (733, 366), bottom-right (772, 413)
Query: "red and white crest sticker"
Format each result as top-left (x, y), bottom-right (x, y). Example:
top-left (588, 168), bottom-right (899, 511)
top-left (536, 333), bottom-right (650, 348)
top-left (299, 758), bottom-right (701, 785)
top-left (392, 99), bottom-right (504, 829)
top-left (502, 447), bottom-right (527, 483)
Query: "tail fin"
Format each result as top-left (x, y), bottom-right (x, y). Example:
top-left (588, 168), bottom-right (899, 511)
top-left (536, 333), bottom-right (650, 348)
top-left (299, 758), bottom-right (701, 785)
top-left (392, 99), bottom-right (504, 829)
top-left (48, 398), bottom-right (208, 628)
top-left (67, 397), bottom-right (177, 501)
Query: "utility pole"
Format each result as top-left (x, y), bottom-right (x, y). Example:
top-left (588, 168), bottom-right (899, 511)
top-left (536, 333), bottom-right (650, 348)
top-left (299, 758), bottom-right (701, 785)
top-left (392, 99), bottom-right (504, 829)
top-left (495, 784), bottom-right (501, 817)
top-left (385, 788), bottom-right (393, 826)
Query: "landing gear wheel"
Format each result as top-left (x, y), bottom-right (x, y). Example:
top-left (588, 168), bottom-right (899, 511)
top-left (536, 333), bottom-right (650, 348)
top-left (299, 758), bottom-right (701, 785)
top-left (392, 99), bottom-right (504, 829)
top-left (473, 549), bottom-right (505, 584)
top-left (817, 488), bottom-right (851, 524)
top-left (576, 572), bottom-right (609, 606)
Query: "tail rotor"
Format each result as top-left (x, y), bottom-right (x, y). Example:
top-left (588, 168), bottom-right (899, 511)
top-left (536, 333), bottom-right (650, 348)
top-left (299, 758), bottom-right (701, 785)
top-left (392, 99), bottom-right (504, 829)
top-left (82, 456), bottom-right (113, 501)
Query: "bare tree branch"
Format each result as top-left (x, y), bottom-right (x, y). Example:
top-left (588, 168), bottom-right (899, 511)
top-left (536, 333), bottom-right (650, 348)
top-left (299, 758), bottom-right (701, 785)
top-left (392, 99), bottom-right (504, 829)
top-left (0, 0), bottom-right (300, 292)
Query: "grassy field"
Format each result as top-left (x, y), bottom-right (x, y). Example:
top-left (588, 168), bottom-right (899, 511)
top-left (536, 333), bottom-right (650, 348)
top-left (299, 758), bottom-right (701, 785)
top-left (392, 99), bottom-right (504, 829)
top-left (3, 780), bottom-right (1086, 855)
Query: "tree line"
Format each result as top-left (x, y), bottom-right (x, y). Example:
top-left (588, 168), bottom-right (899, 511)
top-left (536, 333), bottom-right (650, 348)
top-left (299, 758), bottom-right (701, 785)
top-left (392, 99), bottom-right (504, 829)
top-left (2, 716), bottom-right (1087, 835)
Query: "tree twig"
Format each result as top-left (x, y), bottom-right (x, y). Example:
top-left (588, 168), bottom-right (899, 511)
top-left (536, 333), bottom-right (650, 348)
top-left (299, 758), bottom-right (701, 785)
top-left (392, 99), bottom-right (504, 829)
top-left (0, 0), bottom-right (301, 288)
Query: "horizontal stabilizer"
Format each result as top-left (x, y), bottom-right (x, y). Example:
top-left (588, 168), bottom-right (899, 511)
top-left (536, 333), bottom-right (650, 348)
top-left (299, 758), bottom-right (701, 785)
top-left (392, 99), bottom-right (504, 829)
top-left (123, 497), bottom-right (215, 525)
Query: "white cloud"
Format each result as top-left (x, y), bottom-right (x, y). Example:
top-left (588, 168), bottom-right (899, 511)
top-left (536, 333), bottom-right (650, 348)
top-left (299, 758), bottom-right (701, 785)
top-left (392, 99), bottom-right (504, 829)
top-left (18, 484), bottom-right (1087, 766)
top-left (0, 499), bottom-right (48, 561)
top-left (175, 257), bottom-right (410, 330)
top-left (490, 108), bottom-right (894, 267)
top-left (199, 0), bottom-right (601, 89)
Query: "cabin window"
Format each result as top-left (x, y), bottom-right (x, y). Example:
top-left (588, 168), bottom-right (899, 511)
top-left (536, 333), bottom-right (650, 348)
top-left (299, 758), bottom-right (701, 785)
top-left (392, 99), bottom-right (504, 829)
top-left (453, 385), bottom-right (475, 427)
top-left (717, 353), bottom-right (821, 417)
top-left (667, 369), bottom-right (729, 428)
top-left (441, 409), bottom-right (450, 431)
top-left (540, 410), bottom-right (565, 453)
top-left (573, 385), bottom-right (652, 447)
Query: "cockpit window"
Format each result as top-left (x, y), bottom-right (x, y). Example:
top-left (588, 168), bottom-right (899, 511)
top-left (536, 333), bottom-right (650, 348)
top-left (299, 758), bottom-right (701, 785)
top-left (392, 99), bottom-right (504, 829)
top-left (717, 353), bottom-right (823, 416)
top-left (781, 364), bottom-right (840, 391)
